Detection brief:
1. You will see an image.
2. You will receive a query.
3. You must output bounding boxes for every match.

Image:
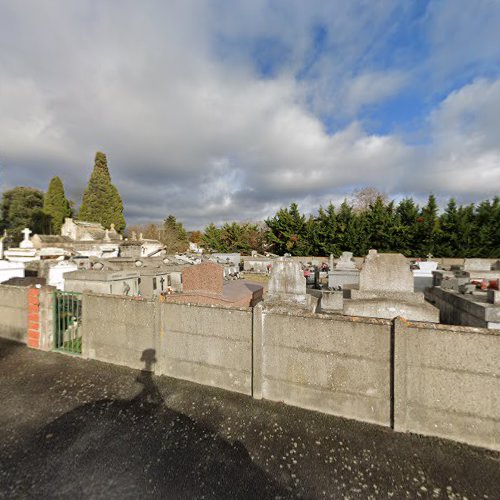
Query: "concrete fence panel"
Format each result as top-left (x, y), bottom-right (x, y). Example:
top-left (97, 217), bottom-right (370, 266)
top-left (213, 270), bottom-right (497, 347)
top-left (0, 285), bottom-right (29, 343)
top-left (255, 307), bottom-right (392, 426)
top-left (81, 293), bottom-right (158, 371)
top-left (158, 302), bottom-right (253, 395)
top-left (394, 318), bottom-right (500, 452)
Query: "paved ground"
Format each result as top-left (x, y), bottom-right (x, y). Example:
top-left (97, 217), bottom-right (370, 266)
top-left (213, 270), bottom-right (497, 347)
top-left (0, 339), bottom-right (499, 499)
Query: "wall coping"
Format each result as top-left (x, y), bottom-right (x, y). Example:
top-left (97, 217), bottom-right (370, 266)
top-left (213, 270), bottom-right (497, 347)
top-left (261, 305), bottom-right (392, 326)
top-left (397, 316), bottom-right (500, 337)
top-left (162, 300), bottom-right (252, 313)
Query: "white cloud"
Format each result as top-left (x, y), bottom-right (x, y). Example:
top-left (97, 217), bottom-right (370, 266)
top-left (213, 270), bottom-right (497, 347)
top-left (0, 1), bottom-right (499, 228)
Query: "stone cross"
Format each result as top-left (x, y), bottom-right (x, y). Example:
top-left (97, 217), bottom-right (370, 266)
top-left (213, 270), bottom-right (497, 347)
top-left (19, 228), bottom-right (34, 249)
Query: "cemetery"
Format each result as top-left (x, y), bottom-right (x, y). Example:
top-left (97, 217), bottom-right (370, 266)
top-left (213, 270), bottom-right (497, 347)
top-left (1, 243), bottom-right (499, 454)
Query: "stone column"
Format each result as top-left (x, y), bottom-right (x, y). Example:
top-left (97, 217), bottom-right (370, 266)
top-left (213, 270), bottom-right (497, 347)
top-left (252, 303), bottom-right (264, 399)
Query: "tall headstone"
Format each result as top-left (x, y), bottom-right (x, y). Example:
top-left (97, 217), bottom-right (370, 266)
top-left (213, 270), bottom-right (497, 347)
top-left (344, 250), bottom-right (439, 322)
top-left (267, 258), bottom-right (306, 298)
top-left (359, 250), bottom-right (413, 292)
top-left (265, 257), bottom-right (317, 311)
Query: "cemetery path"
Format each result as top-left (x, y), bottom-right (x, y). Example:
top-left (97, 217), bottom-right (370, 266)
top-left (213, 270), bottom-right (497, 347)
top-left (0, 338), bottom-right (499, 499)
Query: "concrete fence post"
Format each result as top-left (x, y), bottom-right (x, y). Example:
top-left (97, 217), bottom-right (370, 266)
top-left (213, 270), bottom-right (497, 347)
top-left (252, 303), bottom-right (264, 399)
top-left (393, 316), bottom-right (409, 432)
top-left (38, 286), bottom-right (56, 351)
top-left (81, 292), bottom-right (90, 359)
top-left (153, 296), bottom-right (162, 375)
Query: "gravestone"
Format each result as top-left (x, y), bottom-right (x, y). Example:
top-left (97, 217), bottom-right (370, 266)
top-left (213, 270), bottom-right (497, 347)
top-left (328, 251), bottom-right (359, 289)
top-left (182, 262), bottom-right (224, 295)
top-left (413, 260), bottom-right (439, 292)
top-left (344, 250), bottom-right (439, 322)
top-left (19, 228), bottom-right (34, 249)
top-left (266, 257), bottom-right (317, 311)
top-left (267, 258), bottom-right (305, 297)
top-left (359, 250), bottom-right (413, 292)
top-left (336, 251), bottom-right (356, 270)
top-left (463, 259), bottom-right (492, 272)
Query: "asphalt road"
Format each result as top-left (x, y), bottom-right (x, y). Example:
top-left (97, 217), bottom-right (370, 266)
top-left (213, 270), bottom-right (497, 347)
top-left (0, 338), bottom-right (499, 499)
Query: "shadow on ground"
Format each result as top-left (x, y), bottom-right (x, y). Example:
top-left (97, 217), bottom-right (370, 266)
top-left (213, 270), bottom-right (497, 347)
top-left (0, 348), bottom-right (287, 499)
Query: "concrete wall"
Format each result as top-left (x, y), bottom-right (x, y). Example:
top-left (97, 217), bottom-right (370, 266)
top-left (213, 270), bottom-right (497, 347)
top-left (157, 302), bottom-right (253, 395)
top-left (0, 285), bottom-right (28, 343)
top-left (425, 287), bottom-right (500, 329)
top-left (394, 318), bottom-right (500, 451)
top-left (254, 305), bottom-right (392, 426)
top-left (81, 293), bottom-right (158, 371)
top-left (66, 292), bottom-right (500, 452)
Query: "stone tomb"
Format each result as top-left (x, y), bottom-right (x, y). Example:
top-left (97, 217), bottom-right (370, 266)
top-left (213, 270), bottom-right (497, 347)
top-left (0, 260), bottom-right (25, 284)
top-left (166, 262), bottom-right (263, 307)
top-left (344, 250), bottom-right (439, 322)
top-left (413, 260), bottom-right (438, 292)
top-left (462, 258), bottom-right (500, 282)
top-left (328, 251), bottom-right (360, 290)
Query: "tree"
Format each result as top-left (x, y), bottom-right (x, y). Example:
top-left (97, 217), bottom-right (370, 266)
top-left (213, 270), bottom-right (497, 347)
top-left (1, 187), bottom-right (49, 241)
top-left (201, 223), bottom-right (226, 252)
top-left (364, 197), bottom-right (396, 251)
top-left (311, 203), bottom-right (341, 256)
top-left (43, 176), bottom-right (72, 234)
top-left (392, 198), bottom-right (419, 255)
top-left (79, 152), bottom-right (125, 232)
top-left (415, 194), bottom-right (441, 257)
top-left (265, 203), bottom-right (311, 255)
top-left (351, 187), bottom-right (388, 213)
top-left (161, 215), bottom-right (188, 253)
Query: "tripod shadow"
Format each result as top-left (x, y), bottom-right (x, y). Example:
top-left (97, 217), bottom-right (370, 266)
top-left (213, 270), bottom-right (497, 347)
top-left (133, 348), bottom-right (164, 406)
top-left (0, 349), bottom-right (289, 499)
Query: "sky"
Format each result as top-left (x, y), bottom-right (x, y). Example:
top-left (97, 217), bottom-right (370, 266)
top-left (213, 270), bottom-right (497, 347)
top-left (1, 0), bottom-right (500, 229)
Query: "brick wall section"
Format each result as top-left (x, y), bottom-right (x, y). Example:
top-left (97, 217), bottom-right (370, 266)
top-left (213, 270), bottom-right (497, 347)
top-left (27, 288), bottom-right (40, 349)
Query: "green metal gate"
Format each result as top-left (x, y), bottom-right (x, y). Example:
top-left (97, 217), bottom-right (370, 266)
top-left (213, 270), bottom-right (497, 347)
top-left (53, 291), bottom-right (82, 354)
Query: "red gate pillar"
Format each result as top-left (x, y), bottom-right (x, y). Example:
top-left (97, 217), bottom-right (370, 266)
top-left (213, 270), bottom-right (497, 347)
top-left (27, 286), bottom-right (55, 350)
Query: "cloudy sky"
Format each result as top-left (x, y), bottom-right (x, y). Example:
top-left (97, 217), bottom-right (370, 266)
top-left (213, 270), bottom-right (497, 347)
top-left (1, 1), bottom-right (500, 229)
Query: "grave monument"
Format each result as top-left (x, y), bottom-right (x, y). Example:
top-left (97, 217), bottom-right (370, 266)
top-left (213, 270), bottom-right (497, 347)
top-left (343, 250), bottom-right (439, 322)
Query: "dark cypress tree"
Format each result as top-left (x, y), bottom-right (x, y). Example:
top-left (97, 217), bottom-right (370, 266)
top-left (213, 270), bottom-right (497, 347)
top-left (391, 198), bottom-right (419, 256)
top-left (415, 194), bottom-right (441, 257)
top-left (313, 203), bottom-right (340, 256)
top-left (364, 197), bottom-right (395, 252)
top-left (265, 203), bottom-right (310, 256)
top-left (43, 176), bottom-right (72, 234)
top-left (79, 152), bottom-right (125, 232)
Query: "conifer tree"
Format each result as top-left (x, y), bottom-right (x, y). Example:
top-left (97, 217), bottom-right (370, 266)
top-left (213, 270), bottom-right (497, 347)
top-left (265, 203), bottom-right (310, 256)
top-left (313, 203), bottom-right (340, 256)
top-left (202, 223), bottom-right (226, 252)
top-left (79, 152), bottom-right (125, 232)
top-left (415, 194), bottom-right (441, 256)
top-left (161, 215), bottom-right (188, 253)
top-left (43, 176), bottom-right (72, 234)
